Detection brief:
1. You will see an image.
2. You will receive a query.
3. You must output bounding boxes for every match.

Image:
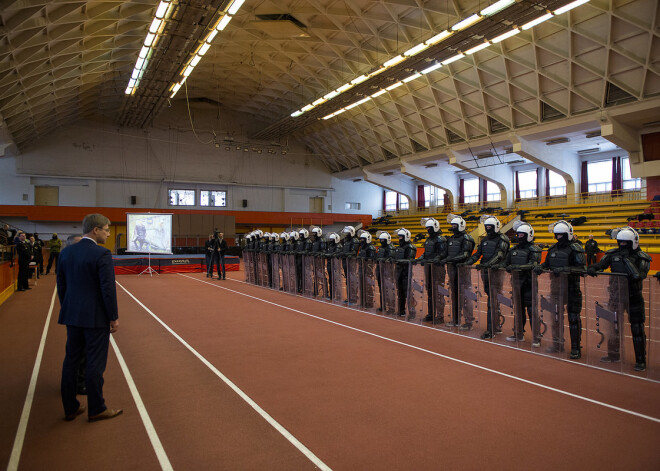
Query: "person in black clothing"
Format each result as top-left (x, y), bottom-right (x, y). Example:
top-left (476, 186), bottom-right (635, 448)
top-left (28, 235), bottom-right (40, 279)
top-left (16, 232), bottom-right (32, 291)
top-left (34, 233), bottom-right (44, 275)
top-left (294, 229), bottom-right (307, 293)
top-left (587, 226), bottom-right (650, 371)
top-left (324, 232), bottom-right (342, 299)
top-left (208, 230), bottom-right (228, 279)
top-left (205, 234), bottom-right (214, 277)
top-left (534, 220), bottom-right (586, 359)
top-left (585, 234), bottom-right (600, 265)
top-left (439, 214), bottom-right (475, 327)
top-left (502, 221), bottom-right (542, 345)
top-left (393, 228), bottom-right (416, 317)
top-left (414, 218), bottom-right (448, 323)
top-left (462, 215), bottom-right (509, 339)
top-left (375, 231), bottom-right (395, 311)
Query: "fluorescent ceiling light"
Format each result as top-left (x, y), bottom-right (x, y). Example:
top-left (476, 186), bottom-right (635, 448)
top-left (451, 14), bottom-right (480, 31)
top-left (421, 62), bottom-right (442, 74)
top-left (183, 65), bottom-right (194, 77)
top-left (492, 28), bottom-right (520, 43)
top-left (190, 55), bottom-right (202, 67)
top-left (356, 97), bottom-right (371, 105)
top-left (336, 83), bottom-right (353, 93)
top-left (426, 30), bottom-right (451, 45)
top-left (554, 0), bottom-right (590, 15)
top-left (386, 82), bottom-right (403, 91)
top-left (351, 75), bottom-right (369, 85)
top-left (217, 15), bottom-right (232, 30)
top-left (465, 42), bottom-right (490, 55)
top-left (155, 1), bottom-right (170, 19)
top-left (322, 113), bottom-right (335, 120)
top-left (383, 55), bottom-right (405, 68)
top-left (301, 104), bottom-right (314, 111)
top-left (312, 97), bottom-right (326, 106)
top-left (324, 90), bottom-right (340, 100)
top-left (139, 46), bottom-right (149, 58)
top-left (135, 57), bottom-right (145, 70)
top-left (369, 67), bottom-right (387, 77)
top-left (227, 0), bottom-right (245, 15)
top-left (522, 13), bottom-right (553, 30)
top-left (442, 53), bottom-right (465, 65)
top-left (345, 102), bottom-right (360, 110)
top-left (199, 43), bottom-right (211, 55)
top-left (403, 73), bottom-right (421, 83)
top-left (480, 0), bottom-right (515, 16)
top-left (371, 89), bottom-right (387, 98)
top-left (128, 79), bottom-right (136, 88)
top-left (291, 110), bottom-right (303, 117)
top-left (144, 33), bottom-right (156, 46)
top-left (149, 18), bottom-right (162, 33)
top-left (131, 69), bottom-right (140, 79)
top-left (334, 108), bottom-right (346, 115)
top-left (207, 29), bottom-right (219, 43)
top-left (404, 43), bottom-right (430, 56)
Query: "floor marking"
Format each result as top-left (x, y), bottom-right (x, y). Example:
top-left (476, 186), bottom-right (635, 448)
top-left (180, 273), bottom-right (660, 425)
top-left (110, 336), bottom-right (173, 471)
top-left (7, 287), bottom-right (57, 471)
top-left (116, 281), bottom-right (332, 471)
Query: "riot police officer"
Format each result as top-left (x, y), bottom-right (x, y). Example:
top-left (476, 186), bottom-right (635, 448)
top-left (357, 230), bottom-right (377, 260)
top-left (587, 226), bottom-right (650, 371)
top-left (439, 214), bottom-right (475, 327)
top-left (269, 232), bottom-right (281, 288)
top-left (414, 218), bottom-right (448, 322)
top-left (325, 232), bottom-right (342, 299)
top-left (393, 228), bottom-right (416, 317)
top-left (462, 215), bottom-right (509, 339)
top-left (310, 226), bottom-right (325, 254)
top-left (294, 229), bottom-right (307, 293)
top-left (375, 231), bottom-right (395, 311)
top-left (534, 220), bottom-right (586, 359)
top-left (502, 221), bottom-right (542, 345)
top-left (340, 225), bottom-right (358, 276)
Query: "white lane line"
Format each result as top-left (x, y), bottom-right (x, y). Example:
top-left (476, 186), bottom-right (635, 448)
top-left (116, 281), bottom-right (332, 471)
top-left (110, 336), bottom-right (173, 471)
top-left (181, 273), bottom-right (660, 425)
top-left (7, 287), bottom-right (57, 471)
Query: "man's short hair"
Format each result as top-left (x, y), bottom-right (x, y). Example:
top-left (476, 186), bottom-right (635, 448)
top-left (83, 214), bottom-right (110, 234)
top-left (66, 234), bottom-right (82, 246)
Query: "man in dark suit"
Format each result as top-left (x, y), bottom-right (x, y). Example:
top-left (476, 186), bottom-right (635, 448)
top-left (57, 214), bottom-right (122, 422)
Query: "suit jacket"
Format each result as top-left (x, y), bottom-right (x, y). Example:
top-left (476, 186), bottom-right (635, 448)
top-left (57, 238), bottom-right (118, 328)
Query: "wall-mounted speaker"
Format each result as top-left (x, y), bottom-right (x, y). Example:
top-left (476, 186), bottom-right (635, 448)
top-left (242, 199), bottom-right (248, 208)
top-left (130, 196), bottom-right (137, 205)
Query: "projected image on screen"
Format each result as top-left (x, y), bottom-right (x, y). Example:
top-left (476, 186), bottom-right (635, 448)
top-left (127, 213), bottom-right (172, 254)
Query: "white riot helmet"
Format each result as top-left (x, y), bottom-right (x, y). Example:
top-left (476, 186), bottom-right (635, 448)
top-left (255, 229), bottom-right (263, 238)
top-left (611, 226), bottom-right (639, 250)
top-left (480, 214), bottom-right (501, 232)
top-left (328, 232), bottom-right (340, 244)
top-left (311, 226), bottom-right (322, 237)
top-left (280, 232), bottom-right (290, 241)
top-left (343, 225), bottom-right (356, 237)
top-left (513, 220), bottom-right (534, 243)
top-left (299, 228), bottom-right (309, 239)
top-left (377, 231), bottom-right (392, 244)
top-left (245, 233), bottom-right (252, 241)
top-left (289, 230), bottom-right (299, 241)
top-left (447, 214), bottom-right (466, 232)
top-left (549, 220), bottom-right (573, 239)
top-left (358, 230), bottom-right (372, 244)
top-left (396, 227), bottom-right (411, 242)
top-left (263, 232), bottom-right (271, 240)
top-left (272, 233), bottom-right (280, 242)
top-left (422, 217), bottom-right (440, 233)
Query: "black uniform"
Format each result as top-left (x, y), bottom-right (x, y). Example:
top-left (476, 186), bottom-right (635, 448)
top-left (537, 238), bottom-right (586, 357)
top-left (205, 238), bottom-right (215, 277)
top-left (16, 239), bottom-right (32, 290)
top-left (34, 236), bottom-right (44, 275)
top-left (503, 239), bottom-right (542, 341)
top-left (295, 236), bottom-right (308, 293)
top-left (585, 238), bottom-right (600, 265)
top-left (464, 231), bottom-right (509, 336)
top-left (375, 240), bottom-right (395, 310)
top-left (440, 230), bottom-right (475, 325)
top-left (415, 230), bottom-right (448, 322)
top-left (393, 238), bottom-right (416, 316)
top-left (588, 246), bottom-right (650, 369)
top-left (325, 240), bottom-right (342, 299)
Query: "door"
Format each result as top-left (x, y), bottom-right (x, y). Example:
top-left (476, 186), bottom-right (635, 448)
top-left (34, 186), bottom-right (59, 206)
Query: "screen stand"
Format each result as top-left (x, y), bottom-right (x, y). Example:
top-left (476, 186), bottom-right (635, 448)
top-left (138, 251), bottom-right (158, 276)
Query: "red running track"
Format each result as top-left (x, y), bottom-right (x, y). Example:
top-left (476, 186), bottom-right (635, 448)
top-left (1, 271), bottom-right (659, 470)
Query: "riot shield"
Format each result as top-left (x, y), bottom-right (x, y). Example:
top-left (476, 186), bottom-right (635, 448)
top-left (532, 271), bottom-right (568, 359)
top-left (361, 259), bottom-right (380, 313)
top-left (584, 273), bottom-right (627, 372)
top-left (406, 262), bottom-right (428, 324)
top-left (243, 252), bottom-right (252, 283)
top-left (489, 268), bottom-right (525, 348)
top-left (314, 255), bottom-right (328, 300)
top-left (271, 253), bottom-right (282, 290)
top-left (302, 255), bottom-right (316, 298)
top-left (431, 264), bottom-right (452, 328)
top-left (285, 254), bottom-right (298, 295)
top-left (346, 257), bottom-right (362, 307)
top-left (331, 257), bottom-right (345, 304)
top-left (260, 253), bottom-right (270, 287)
top-left (281, 253), bottom-right (290, 292)
top-left (457, 265), bottom-right (487, 339)
top-left (255, 253), bottom-right (263, 286)
top-left (379, 260), bottom-right (398, 316)
top-left (647, 278), bottom-right (659, 380)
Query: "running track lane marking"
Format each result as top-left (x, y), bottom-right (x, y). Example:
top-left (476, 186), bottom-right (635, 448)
top-left (7, 287), bottom-right (57, 471)
top-left (180, 273), bottom-right (660, 425)
top-left (110, 336), bottom-right (173, 471)
top-left (116, 281), bottom-right (333, 471)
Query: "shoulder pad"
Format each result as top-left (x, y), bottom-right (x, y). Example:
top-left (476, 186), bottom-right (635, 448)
top-left (500, 234), bottom-right (509, 242)
top-left (637, 250), bottom-right (652, 261)
top-left (530, 245), bottom-right (542, 253)
top-left (570, 243), bottom-right (584, 253)
top-left (464, 234), bottom-right (474, 242)
top-left (605, 248), bottom-right (618, 255)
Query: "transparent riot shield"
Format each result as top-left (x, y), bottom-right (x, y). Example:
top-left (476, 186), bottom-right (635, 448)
top-left (302, 255), bottom-right (316, 298)
top-left (314, 255), bottom-right (328, 300)
top-left (362, 259), bottom-right (380, 313)
top-left (281, 253), bottom-right (290, 292)
top-left (431, 264), bottom-right (452, 328)
top-left (532, 271), bottom-right (568, 359)
top-left (271, 253), bottom-right (282, 290)
top-left (457, 265), bottom-right (487, 339)
top-left (260, 253), bottom-right (270, 287)
top-left (286, 254), bottom-right (298, 295)
top-left (379, 260), bottom-right (398, 316)
top-left (647, 278), bottom-right (659, 380)
top-left (243, 252), bottom-right (252, 283)
top-left (331, 257), bottom-right (345, 304)
top-left (584, 273), bottom-right (627, 373)
top-left (255, 253), bottom-right (263, 286)
top-left (488, 268), bottom-right (524, 348)
top-left (346, 257), bottom-right (362, 307)
top-left (406, 262), bottom-right (428, 324)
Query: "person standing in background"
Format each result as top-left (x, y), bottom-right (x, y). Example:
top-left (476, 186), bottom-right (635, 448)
top-left (585, 234), bottom-right (600, 265)
top-left (16, 232), bottom-right (32, 291)
top-left (46, 233), bottom-right (62, 274)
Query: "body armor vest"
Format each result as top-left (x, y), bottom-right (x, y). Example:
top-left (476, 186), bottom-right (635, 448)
top-left (480, 235), bottom-right (501, 262)
top-left (547, 245), bottom-right (571, 268)
top-left (311, 239), bottom-right (323, 252)
top-left (447, 234), bottom-right (465, 257)
top-left (423, 236), bottom-right (444, 258)
top-left (394, 243), bottom-right (412, 260)
top-left (295, 240), bottom-right (305, 253)
top-left (609, 253), bottom-right (628, 275)
top-left (376, 244), bottom-right (393, 260)
top-left (341, 237), bottom-right (355, 255)
top-left (510, 245), bottom-right (532, 265)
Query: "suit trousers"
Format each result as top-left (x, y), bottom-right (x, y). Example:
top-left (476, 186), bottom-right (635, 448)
top-left (61, 326), bottom-right (110, 417)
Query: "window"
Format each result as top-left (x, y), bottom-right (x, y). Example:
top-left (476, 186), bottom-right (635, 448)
top-left (548, 170), bottom-right (566, 196)
top-left (622, 157), bottom-right (641, 190)
top-left (517, 170), bottom-right (537, 199)
top-left (463, 178), bottom-right (479, 203)
top-left (385, 191), bottom-right (397, 211)
top-left (200, 190), bottom-right (227, 207)
top-left (486, 181), bottom-right (500, 201)
top-left (345, 202), bottom-right (361, 210)
top-left (423, 186), bottom-right (446, 206)
top-left (168, 189), bottom-right (195, 206)
top-left (399, 194), bottom-right (409, 210)
top-left (435, 188), bottom-right (446, 206)
top-left (424, 186), bottom-right (431, 208)
top-left (587, 160), bottom-right (612, 193)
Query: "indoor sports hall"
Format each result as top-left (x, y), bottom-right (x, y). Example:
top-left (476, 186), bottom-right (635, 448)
top-left (1, 0), bottom-right (660, 469)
